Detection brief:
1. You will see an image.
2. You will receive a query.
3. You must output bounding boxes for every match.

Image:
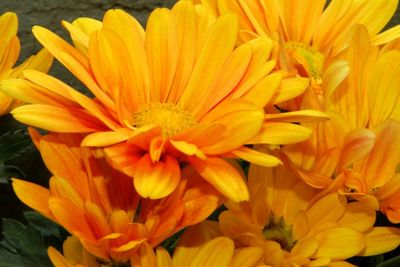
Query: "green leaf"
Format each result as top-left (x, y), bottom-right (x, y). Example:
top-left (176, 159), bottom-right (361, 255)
top-left (377, 256), bottom-right (400, 267)
top-left (0, 129), bottom-right (32, 163)
top-left (369, 254), bottom-right (384, 267)
top-left (0, 218), bottom-right (52, 267)
top-left (24, 211), bottom-right (62, 239)
top-left (0, 164), bottom-right (25, 183)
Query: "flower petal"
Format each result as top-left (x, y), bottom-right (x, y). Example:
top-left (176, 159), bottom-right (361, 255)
top-left (134, 154), bottom-right (180, 199)
top-left (190, 157), bottom-right (249, 202)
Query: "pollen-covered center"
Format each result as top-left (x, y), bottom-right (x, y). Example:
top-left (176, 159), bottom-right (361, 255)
top-left (285, 42), bottom-right (325, 83)
top-left (263, 216), bottom-right (296, 251)
top-left (132, 102), bottom-right (198, 137)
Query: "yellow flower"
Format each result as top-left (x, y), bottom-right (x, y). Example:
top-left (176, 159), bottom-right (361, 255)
top-left (1, 1), bottom-right (313, 201)
top-left (0, 12), bottom-right (52, 115)
top-left (217, 163), bottom-right (400, 267)
top-left (281, 25), bottom-right (400, 223)
top-left (13, 129), bottom-right (222, 263)
top-left (191, 0), bottom-right (400, 104)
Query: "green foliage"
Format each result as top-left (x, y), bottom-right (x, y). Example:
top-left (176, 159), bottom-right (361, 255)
top-left (377, 256), bottom-right (400, 267)
top-left (0, 219), bottom-right (52, 267)
top-left (0, 129), bottom-right (32, 183)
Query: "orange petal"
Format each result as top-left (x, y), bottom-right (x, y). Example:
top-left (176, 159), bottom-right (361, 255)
top-left (11, 104), bottom-right (106, 132)
top-left (145, 8), bottom-right (178, 102)
top-left (103, 142), bottom-right (142, 177)
top-left (134, 154), bottom-right (180, 199)
top-left (189, 157), bottom-right (249, 202)
top-left (81, 129), bottom-right (133, 147)
top-left (189, 237), bottom-right (234, 267)
top-left (12, 178), bottom-right (52, 218)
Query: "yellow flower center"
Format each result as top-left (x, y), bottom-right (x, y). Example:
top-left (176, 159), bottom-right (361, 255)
top-left (263, 216), bottom-right (295, 251)
top-left (285, 42), bottom-right (325, 84)
top-left (132, 102), bottom-right (198, 137)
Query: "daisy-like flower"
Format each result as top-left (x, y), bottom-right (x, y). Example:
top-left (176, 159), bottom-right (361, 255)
top-left (281, 25), bottom-right (400, 223)
top-left (217, 163), bottom-right (400, 267)
top-left (191, 0), bottom-right (400, 104)
top-left (48, 224), bottom-right (265, 267)
top-left (0, 11), bottom-right (52, 115)
top-left (13, 129), bottom-right (221, 264)
top-left (0, 1), bottom-right (315, 201)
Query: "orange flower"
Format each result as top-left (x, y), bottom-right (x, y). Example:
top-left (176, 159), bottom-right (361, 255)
top-left (191, 0), bottom-right (400, 105)
top-left (217, 163), bottom-right (400, 267)
top-left (48, 224), bottom-right (265, 267)
top-left (281, 25), bottom-right (400, 223)
top-left (0, 12), bottom-right (52, 115)
top-left (13, 129), bottom-right (221, 263)
top-left (1, 1), bottom-right (315, 201)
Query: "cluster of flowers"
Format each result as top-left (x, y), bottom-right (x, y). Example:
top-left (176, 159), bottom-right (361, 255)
top-left (1, 0), bottom-right (400, 266)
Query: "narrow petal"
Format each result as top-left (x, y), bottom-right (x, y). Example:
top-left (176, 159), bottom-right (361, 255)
top-left (247, 122), bottom-right (312, 145)
top-left (190, 157), bottom-right (249, 202)
top-left (134, 154), bottom-right (180, 199)
top-left (145, 8), bottom-right (178, 102)
top-left (338, 202), bottom-right (375, 232)
top-left (306, 193), bottom-right (347, 227)
top-left (271, 77), bottom-right (309, 105)
top-left (265, 110), bottom-right (329, 123)
top-left (11, 104), bottom-right (106, 132)
top-left (231, 146), bottom-right (282, 167)
top-left (12, 178), bottom-right (52, 218)
top-left (81, 129), bottom-right (133, 147)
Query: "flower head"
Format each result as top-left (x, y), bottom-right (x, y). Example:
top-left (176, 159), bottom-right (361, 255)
top-left (192, 0), bottom-right (400, 104)
top-left (217, 163), bottom-right (400, 266)
top-left (0, 11), bottom-right (52, 115)
top-left (13, 129), bottom-right (221, 263)
top-left (1, 1), bottom-right (313, 201)
top-left (281, 25), bottom-right (400, 223)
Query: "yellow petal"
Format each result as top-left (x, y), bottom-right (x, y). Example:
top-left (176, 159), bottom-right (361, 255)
top-left (247, 122), bottom-right (312, 145)
top-left (232, 146), bottom-right (281, 167)
top-left (178, 13), bottom-right (238, 111)
top-left (134, 154), bottom-right (180, 199)
top-left (359, 227), bottom-right (400, 256)
top-left (47, 247), bottom-right (71, 267)
top-left (189, 237), bottom-right (234, 267)
top-left (313, 227), bottom-right (365, 259)
top-left (271, 77), bottom-right (309, 105)
top-left (306, 193), bottom-right (346, 227)
top-left (190, 157), bottom-right (249, 202)
top-left (265, 110), bottom-right (329, 123)
top-left (338, 201), bottom-right (375, 232)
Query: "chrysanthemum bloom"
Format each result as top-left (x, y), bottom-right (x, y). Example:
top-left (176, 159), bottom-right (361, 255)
top-left (217, 163), bottom-right (400, 267)
top-left (48, 224), bottom-right (265, 267)
top-left (13, 129), bottom-right (221, 263)
top-left (190, 0), bottom-right (400, 105)
top-left (281, 25), bottom-right (400, 223)
top-left (0, 11), bottom-right (52, 115)
top-left (0, 1), bottom-right (317, 201)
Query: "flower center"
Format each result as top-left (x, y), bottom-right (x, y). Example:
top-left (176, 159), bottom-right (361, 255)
top-left (285, 42), bottom-right (325, 84)
top-left (132, 102), bottom-right (198, 137)
top-left (263, 216), bottom-right (296, 251)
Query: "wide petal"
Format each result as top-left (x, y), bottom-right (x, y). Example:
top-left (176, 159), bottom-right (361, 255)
top-left (359, 227), bottom-right (400, 256)
top-left (134, 154), bottom-right (180, 199)
top-left (189, 157), bottom-right (249, 202)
